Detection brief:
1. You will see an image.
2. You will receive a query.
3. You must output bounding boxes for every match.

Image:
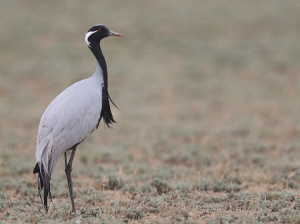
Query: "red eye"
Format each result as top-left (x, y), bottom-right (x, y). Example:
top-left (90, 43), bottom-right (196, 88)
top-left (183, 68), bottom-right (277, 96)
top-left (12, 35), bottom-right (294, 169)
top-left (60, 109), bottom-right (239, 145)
top-left (98, 29), bottom-right (102, 32)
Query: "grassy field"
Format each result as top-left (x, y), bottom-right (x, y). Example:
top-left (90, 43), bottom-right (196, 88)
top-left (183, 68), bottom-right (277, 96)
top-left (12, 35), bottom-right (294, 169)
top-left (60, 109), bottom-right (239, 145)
top-left (1, 0), bottom-right (300, 223)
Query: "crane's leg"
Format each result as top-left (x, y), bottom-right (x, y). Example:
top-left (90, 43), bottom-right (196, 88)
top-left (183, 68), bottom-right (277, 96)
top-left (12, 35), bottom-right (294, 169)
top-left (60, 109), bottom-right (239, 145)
top-left (65, 146), bottom-right (77, 214)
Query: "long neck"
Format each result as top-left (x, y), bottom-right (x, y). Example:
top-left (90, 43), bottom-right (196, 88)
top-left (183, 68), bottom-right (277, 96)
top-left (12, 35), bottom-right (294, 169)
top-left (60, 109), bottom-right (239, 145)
top-left (89, 42), bottom-right (108, 89)
top-left (88, 42), bottom-right (116, 128)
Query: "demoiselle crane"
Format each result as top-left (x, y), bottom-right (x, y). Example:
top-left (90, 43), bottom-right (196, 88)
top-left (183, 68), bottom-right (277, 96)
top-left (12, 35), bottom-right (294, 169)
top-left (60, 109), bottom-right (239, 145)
top-left (33, 24), bottom-right (122, 213)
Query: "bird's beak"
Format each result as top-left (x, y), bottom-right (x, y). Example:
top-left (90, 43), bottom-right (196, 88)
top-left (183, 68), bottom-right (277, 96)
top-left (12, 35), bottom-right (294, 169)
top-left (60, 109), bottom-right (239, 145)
top-left (109, 30), bottom-right (122, 37)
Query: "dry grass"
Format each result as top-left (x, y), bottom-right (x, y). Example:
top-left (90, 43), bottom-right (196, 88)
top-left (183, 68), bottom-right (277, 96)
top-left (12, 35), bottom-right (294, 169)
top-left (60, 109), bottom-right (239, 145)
top-left (1, 0), bottom-right (300, 223)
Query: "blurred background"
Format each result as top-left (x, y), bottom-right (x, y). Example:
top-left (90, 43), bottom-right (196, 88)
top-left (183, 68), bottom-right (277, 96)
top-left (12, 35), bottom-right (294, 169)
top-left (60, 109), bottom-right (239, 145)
top-left (1, 0), bottom-right (300, 222)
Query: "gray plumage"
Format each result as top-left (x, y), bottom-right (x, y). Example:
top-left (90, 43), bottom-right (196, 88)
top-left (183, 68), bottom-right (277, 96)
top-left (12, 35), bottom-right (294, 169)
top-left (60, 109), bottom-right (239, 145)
top-left (36, 64), bottom-right (103, 178)
top-left (33, 24), bottom-right (122, 213)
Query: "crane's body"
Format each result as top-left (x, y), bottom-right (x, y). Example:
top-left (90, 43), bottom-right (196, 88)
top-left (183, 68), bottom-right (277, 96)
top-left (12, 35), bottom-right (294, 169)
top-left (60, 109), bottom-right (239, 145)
top-left (33, 24), bottom-right (122, 213)
top-left (35, 65), bottom-right (103, 176)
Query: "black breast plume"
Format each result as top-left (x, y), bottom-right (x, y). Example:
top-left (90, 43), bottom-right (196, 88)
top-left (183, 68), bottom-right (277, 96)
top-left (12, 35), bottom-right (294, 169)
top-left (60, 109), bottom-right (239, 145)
top-left (90, 43), bottom-right (117, 128)
top-left (98, 88), bottom-right (117, 128)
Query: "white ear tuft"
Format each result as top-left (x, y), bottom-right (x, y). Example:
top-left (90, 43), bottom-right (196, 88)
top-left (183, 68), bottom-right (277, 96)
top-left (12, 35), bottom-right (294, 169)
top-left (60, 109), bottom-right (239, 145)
top-left (85, 30), bottom-right (97, 47)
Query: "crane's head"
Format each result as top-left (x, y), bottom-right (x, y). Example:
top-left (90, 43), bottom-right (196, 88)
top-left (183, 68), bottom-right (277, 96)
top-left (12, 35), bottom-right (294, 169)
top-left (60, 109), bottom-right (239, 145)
top-left (85, 24), bottom-right (122, 47)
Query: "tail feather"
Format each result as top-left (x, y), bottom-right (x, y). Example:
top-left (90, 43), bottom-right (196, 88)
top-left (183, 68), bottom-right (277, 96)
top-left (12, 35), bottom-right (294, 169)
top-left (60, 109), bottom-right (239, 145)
top-left (33, 163), bottom-right (43, 201)
top-left (33, 162), bottom-right (52, 212)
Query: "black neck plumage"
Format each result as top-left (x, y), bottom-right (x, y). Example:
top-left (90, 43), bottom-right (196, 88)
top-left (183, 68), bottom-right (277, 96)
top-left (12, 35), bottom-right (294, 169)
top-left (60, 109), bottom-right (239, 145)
top-left (90, 42), bottom-right (116, 128)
